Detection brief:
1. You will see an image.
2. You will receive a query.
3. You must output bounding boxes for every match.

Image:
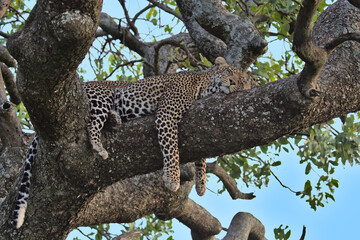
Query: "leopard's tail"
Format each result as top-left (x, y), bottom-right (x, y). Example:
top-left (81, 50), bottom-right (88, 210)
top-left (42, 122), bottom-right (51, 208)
top-left (12, 135), bottom-right (39, 229)
top-left (195, 158), bottom-right (207, 196)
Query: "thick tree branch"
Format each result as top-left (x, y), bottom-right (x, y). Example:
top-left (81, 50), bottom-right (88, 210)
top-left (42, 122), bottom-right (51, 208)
top-left (7, 1), bottom-right (102, 141)
top-left (73, 164), bottom-right (194, 226)
top-left (222, 212), bottom-right (267, 240)
top-left (175, 0), bottom-right (267, 69)
top-left (98, 13), bottom-right (201, 77)
top-left (158, 198), bottom-right (222, 239)
top-left (294, 0), bottom-right (360, 99)
top-left (293, 0), bottom-right (328, 98)
top-left (324, 32), bottom-right (360, 51)
top-left (0, 68), bottom-right (22, 148)
top-left (118, 0), bottom-right (139, 37)
top-left (1, 63), bottom-right (20, 104)
top-left (0, 45), bottom-right (16, 67)
top-left (99, 12), bottom-right (149, 57)
top-left (179, 199), bottom-right (222, 240)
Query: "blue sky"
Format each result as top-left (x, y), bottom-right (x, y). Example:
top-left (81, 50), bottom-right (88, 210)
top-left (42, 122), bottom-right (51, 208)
top-left (42, 0), bottom-right (360, 239)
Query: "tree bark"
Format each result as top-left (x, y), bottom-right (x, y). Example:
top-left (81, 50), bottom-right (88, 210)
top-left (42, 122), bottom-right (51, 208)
top-left (0, 0), bottom-right (359, 239)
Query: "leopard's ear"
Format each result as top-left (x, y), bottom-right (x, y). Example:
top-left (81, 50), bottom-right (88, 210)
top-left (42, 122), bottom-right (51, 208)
top-left (214, 57), bottom-right (228, 67)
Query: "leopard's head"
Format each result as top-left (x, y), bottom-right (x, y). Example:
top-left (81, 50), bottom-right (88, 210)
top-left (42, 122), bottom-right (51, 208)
top-left (212, 57), bottom-right (246, 94)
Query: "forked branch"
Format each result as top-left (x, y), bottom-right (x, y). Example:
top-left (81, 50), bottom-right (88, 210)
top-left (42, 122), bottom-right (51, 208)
top-left (293, 0), bottom-right (360, 99)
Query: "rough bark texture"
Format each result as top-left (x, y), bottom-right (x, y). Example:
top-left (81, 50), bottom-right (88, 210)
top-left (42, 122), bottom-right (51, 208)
top-left (175, 0), bottom-right (268, 69)
top-left (0, 0), bottom-right (359, 239)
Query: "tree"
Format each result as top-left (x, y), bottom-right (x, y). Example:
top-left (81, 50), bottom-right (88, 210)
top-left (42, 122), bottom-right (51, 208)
top-left (0, 0), bottom-right (360, 239)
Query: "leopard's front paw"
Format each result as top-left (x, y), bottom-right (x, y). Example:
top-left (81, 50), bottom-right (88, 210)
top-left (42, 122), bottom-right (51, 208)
top-left (162, 173), bottom-right (180, 192)
top-left (91, 142), bottom-right (109, 160)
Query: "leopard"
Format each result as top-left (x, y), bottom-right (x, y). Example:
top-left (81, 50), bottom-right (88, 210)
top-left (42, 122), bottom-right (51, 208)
top-left (13, 57), bottom-right (249, 228)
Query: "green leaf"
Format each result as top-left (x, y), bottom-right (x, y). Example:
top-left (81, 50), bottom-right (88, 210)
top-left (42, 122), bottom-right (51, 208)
top-left (272, 161), bottom-right (281, 167)
top-left (305, 163), bottom-right (311, 175)
top-left (146, 7), bottom-right (154, 20)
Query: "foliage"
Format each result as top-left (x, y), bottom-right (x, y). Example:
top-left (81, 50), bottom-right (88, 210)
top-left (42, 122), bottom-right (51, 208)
top-left (217, 113), bottom-right (360, 212)
top-left (0, 0), bottom-right (33, 44)
top-left (74, 215), bottom-right (173, 240)
top-left (274, 225), bottom-right (291, 240)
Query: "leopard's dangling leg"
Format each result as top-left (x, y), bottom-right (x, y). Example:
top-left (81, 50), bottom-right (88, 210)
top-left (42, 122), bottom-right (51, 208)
top-left (155, 111), bottom-right (181, 192)
top-left (195, 158), bottom-right (207, 196)
top-left (88, 115), bottom-right (109, 160)
top-left (89, 109), bottom-right (122, 159)
top-left (85, 89), bottom-right (113, 160)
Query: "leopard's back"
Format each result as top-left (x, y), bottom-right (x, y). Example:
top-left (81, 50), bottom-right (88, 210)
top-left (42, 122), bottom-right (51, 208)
top-left (13, 57), bottom-right (247, 229)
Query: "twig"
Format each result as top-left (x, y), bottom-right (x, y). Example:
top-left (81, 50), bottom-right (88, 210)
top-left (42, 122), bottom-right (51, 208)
top-left (263, 31), bottom-right (291, 39)
top-left (118, 0), bottom-right (139, 36)
top-left (206, 161), bottom-right (255, 200)
top-left (9, 5), bottom-right (25, 21)
top-left (75, 227), bottom-right (93, 240)
top-left (255, 156), bottom-right (299, 194)
top-left (300, 226), bottom-right (306, 240)
top-left (270, 168), bottom-right (299, 194)
top-left (147, 0), bottom-right (183, 21)
top-left (218, 156), bottom-right (249, 188)
top-left (132, 5), bottom-right (154, 24)
top-left (103, 59), bottom-right (143, 81)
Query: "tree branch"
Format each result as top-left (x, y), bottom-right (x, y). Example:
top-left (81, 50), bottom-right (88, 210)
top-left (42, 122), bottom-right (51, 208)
top-left (0, 0), bottom-right (14, 19)
top-left (175, 0), bottom-right (267, 68)
top-left (73, 165), bottom-right (194, 226)
top-left (113, 230), bottom-right (142, 240)
top-left (174, 199), bottom-right (222, 238)
top-left (118, 0), bottom-right (139, 37)
top-left (293, 0), bottom-right (328, 98)
top-left (0, 66), bottom-right (22, 148)
top-left (1, 63), bottom-right (20, 104)
top-left (207, 161), bottom-right (255, 200)
top-left (147, 0), bottom-right (183, 21)
top-left (324, 32), bottom-right (360, 51)
top-left (99, 12), bottom-right (149, 57)
top-left (223, 212), bottom-right (267, 240)
top-left (0, 45), bottom-right (16, 67)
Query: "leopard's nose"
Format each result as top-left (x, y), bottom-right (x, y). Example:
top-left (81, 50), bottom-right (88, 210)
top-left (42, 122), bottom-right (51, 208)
top-left (229, 79), bottom-right (235, 85)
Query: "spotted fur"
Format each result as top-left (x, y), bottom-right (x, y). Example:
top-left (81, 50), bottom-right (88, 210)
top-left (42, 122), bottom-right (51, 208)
top-left (12, 135), bottom-right (38, 229)
top-left (195, 159), bottom-right (207, 196)
top-left (87, 57), bottom-right (243, 192)
top-left (13, 57), bottom-right (246, 228)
